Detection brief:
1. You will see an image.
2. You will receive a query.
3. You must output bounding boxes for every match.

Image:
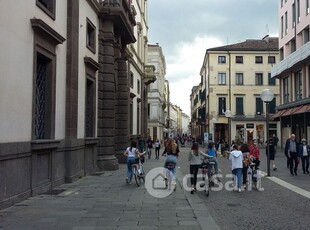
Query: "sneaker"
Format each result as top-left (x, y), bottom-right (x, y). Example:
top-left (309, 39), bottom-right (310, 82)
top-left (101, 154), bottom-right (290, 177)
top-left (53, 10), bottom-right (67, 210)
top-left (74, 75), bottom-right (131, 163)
top-left (190, 187), bottom-right (195, 194)
top-left (126, 177), bottom-right (129, 184)
top-left (238, 188), bottom-right (241, 193)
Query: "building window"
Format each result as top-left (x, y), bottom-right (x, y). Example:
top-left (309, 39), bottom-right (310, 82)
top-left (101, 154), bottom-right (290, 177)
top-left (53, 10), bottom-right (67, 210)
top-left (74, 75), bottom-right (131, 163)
top-left (307, 0), bottom-right (310, 15)
top-left (218, 56), bottom-right (226, 64)
top-left (304, 27), bottom-right (310, 44)
top-left (218, 97), bottom-right (226, 115)
top-left (256, 98), bottom-right (263, 115)
top-left (236, 56), bottom-right (243, 64)
top-left (295, 70), bottom-right (302, 100)
top-left (285, 11), bottom-right (288, 34)
top-left (130, 71), bottom-right (134, 88)
top-left (235, 73), bottom-right (243, 85)
top-left (85, 77), bottom-right (95, 137)
top-left (36, 0), bottom-right (55, 19)
top-left (292, 3), bottom-right (296, 28)
top-left (137, 103), bottom-right (140, 135)
top-left (283, 77), bottom-right (289, 103)
top-left (34, 52), bottom-right (55, 139)
top-left (218, 73), bottom-right (226, 85)
top-left (268, 73), bottom-right (276, 85)
top-left (255, 56), bottom-right (263, 64)
top-left (269, 98), bottom-right (276, 114)
top-left (130, 102), bottom-right (133, 134)
top-left (268, 56), bottom-right (276, 64)
top-left (147, 103), bottom-right (150, 119)
top-left (137, 79), bottom-right (140, 94)
top-left (86, 18), bottom-right (96, 53)
top-left (281, 16), bottom-right (284, 38)
top-left (297, 0), bottom-right (300, 23)
top-left (255, 73), bottom-right (263, 85)
top-left (291, 39), bottom-right (296, 53)
top-left (236, 97), bottom-right (244, 115)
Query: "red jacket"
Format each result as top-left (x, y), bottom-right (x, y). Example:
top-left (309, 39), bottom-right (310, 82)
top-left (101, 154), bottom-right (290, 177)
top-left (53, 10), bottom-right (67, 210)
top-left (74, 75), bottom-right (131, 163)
top-left (249, 144), bottom-right (260, 159)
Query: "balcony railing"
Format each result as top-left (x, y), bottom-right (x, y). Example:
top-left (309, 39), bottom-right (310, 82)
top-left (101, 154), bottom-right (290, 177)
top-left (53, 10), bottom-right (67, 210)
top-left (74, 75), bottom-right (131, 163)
top-left (271, 41), bottom-right (310, 77)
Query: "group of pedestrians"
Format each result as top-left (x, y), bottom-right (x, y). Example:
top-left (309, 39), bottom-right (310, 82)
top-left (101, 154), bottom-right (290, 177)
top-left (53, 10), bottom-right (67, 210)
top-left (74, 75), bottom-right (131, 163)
top-left (284, 134), bottom-right (310, 175)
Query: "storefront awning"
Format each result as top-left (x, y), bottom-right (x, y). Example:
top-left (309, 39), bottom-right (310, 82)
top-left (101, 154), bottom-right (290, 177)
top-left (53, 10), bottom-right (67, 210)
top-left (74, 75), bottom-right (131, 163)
top-left (272, 110), bottom-right (286, 119)
top-left (274, 104), bottom-right (310, 118)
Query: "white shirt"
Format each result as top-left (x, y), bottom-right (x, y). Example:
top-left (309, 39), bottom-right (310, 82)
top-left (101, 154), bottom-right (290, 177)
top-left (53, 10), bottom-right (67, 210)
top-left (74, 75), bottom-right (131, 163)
top-left (229, 150), bottom-right (243, 170)
top-left (126, 147), bottom-right (137, 158)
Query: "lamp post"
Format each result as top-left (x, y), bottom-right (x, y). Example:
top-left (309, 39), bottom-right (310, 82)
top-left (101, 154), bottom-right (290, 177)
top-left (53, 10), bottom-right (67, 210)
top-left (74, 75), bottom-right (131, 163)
top-left (260, 89), bottom-right (274, 176)
top-left (225, 110), bottom-right (232, 146)
top-left (211, 118), bottom-right (217, 142)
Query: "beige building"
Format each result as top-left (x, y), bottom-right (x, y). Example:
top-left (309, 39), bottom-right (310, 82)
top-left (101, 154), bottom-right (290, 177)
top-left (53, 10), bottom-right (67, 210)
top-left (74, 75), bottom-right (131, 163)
top-left (198, 38), bottom-right (280, 145)
top-left (271, 0), bottom-right (310, 146)
top-left (147, 44), bottom-right (167, 141)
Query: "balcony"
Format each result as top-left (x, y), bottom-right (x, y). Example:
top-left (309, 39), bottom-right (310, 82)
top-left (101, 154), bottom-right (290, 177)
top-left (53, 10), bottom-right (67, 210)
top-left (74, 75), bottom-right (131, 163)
top-left (144, 65), bottom-right (156, 85)
top-left (99, 0), bottom-right (136, 44)
top-left (271, 41), bottom-right (310, 78)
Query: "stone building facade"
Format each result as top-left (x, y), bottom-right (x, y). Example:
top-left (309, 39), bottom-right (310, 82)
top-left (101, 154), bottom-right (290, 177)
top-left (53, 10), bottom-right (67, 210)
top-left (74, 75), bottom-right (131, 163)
top-left (0, 0), bottom-right (153, 209)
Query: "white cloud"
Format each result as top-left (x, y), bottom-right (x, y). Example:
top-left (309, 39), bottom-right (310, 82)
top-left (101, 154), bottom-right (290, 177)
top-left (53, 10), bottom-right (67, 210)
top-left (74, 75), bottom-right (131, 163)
top-left (165, 36), bottom-right (223, 115)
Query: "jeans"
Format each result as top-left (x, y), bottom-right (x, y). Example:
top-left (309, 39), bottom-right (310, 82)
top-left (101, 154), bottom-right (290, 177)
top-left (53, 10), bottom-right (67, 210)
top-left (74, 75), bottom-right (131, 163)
top-left (301, 155), bottom-right (309, 173)
top-left (232, 168), bottom-right (242, 189)
top-left (126, 157), bottom-right (136, 181)
top-left (190, 164), bottom-right (200, 188)
top-left (207, 157), bottom-right (218, 175)
top-left (155, 147), bottom-right (160, 159)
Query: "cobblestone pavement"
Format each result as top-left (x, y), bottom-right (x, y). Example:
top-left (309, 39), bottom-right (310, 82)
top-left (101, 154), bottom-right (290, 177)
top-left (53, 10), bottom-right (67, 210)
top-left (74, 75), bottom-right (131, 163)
top-left (0, 152), bottom-right (219, 230)
top-left (177, 144), bottom-right (310, 230)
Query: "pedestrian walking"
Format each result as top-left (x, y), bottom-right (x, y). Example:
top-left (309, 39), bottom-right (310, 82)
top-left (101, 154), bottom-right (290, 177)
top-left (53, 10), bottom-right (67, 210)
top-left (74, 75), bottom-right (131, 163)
top-left (188, 142), bottom-right (202, 194)
top-left (266, 138), bottom-right (277, 171)
top-left (124, 140), bottom-right (142, 184)
top-left (285, 134), bottom-right (300, 175)
top-left (299, 138), bottom-right (310, 174)
top-left (272, 134), bottom-right (279, 154)
top-left (154, 139), bottom-right (161, 159)
top-left (146, 137), bottom-right (153, 159)
top-left (240, 143), bottom-right (250, 189)
top-left (229, 144), bottom-right (243, 192)
top-left (249, 139), bottom-right (260, 169)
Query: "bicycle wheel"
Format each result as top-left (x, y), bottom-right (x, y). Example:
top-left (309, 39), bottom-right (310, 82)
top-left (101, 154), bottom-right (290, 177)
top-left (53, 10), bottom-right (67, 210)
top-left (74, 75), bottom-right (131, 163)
top-left (133, 166), bottom-right (141, 187)
top-left (140, 165), bottom-right (145, 183)
top-left (204, 173), bottom-right (210, 197)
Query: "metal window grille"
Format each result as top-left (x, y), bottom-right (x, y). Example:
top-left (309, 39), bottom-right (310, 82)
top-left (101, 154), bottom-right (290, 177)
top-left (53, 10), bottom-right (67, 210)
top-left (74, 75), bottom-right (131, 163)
top-left (35, 58), bottom-right (47, 139)
top-left (85, 79), bottom-right (94, 137)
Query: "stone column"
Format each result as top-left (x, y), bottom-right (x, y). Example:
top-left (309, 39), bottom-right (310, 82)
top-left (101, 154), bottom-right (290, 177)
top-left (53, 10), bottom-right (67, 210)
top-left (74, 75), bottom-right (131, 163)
top-left (97, 21), bottom-right (119, 171)
top-left (115, 46), bottom-right (130, 163)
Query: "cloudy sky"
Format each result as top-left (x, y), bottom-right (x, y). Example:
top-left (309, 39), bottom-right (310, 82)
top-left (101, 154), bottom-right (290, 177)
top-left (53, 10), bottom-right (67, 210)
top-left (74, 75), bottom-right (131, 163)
top-left (148, 0), bottom-right (278, 116)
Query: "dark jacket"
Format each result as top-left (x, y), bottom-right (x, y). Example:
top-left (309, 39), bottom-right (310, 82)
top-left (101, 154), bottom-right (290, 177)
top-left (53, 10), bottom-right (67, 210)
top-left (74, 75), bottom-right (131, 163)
top-left (285, 138), bottom-right (299, 156)
top-left (298, 144), bottom-right (310, 158)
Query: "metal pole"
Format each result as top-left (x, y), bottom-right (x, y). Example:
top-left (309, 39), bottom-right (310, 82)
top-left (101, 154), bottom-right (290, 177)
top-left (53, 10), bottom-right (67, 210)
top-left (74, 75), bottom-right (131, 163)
top-left (266, 102), bottom-right (271, 176)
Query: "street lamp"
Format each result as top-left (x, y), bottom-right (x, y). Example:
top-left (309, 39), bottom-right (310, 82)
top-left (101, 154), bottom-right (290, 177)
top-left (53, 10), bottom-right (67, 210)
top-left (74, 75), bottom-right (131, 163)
top-left (225, 110), bottom-right (232, 146)
top-left (260, 89), bottom-right (274, 176)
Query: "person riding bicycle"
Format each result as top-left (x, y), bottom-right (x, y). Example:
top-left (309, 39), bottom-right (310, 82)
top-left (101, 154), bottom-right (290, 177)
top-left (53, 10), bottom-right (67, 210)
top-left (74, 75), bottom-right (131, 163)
top-left (163, 138), bottom-right (179, 190)
top-left (204, 142), bottom-right (219, 181)
top-left (124, 140), bottom-right (142, 184)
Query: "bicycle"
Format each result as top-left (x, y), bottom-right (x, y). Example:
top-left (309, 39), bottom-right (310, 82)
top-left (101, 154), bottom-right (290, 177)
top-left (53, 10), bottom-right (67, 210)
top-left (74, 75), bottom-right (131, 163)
top-left (131, 152), bottom-right (146, 187)
top-left (200, 160), bottom-right (215, 197)
top-left (165, 161), bottom-right (176, 191)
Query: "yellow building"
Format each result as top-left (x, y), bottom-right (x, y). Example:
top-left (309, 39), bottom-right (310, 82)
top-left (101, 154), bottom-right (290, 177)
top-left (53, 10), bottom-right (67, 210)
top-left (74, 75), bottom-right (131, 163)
top-left (200, 37), bottom-right (280, 145)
